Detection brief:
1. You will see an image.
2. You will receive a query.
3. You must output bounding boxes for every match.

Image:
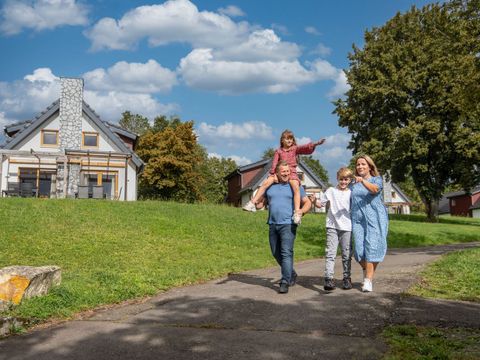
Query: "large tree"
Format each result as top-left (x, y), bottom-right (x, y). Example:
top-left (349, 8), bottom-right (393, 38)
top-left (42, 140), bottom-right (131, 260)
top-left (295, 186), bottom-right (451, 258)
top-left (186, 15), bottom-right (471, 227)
top-left (199, 155), bottom-right (237, 204)
top-left (136, 120), bottom-right (205, 202)
top-left (334, 0), bottom-right (480, 221)
top-left (118, 111), bottom-right (150, 136)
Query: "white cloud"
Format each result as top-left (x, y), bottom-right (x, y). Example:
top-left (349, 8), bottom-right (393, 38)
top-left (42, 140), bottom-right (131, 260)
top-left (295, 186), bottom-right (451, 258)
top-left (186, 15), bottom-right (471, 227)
top-left (271, 23), bottom-right (289, 36)
top-left (179, 48), bottom-right (322, 94)
top-left (311, 43), bottom-right (332, 57)
top-left (217, 5), bottom-right (245, 17)
top-left (328, 71), bottom-right (350, 99)
top-left (208, 152), bottom-right (251, 165)
top-left (83, 60), bottom-right (177, 94)
top-left (85, 0), bottom-right (250, 51)
top-left (0, 0), bottom-right (89, 35)
top-left (228, 155), bottom-right (252, 166)
top-left (296, 136), bottom-right (311, 145)
top-left (213, 29), bottom-right (300, 62)
top-left (0, 111), bottom-right (11, 128)
top-left (83, 90), bottom-right (178, 123)
top-left (313, 132), bottom-right (353, 182)
top-left (0, 68), bottom-right (178, 126)
top-left (197, 121), bottom-right (274, 143)
top-left (305, 26), bottom-right (321, 36)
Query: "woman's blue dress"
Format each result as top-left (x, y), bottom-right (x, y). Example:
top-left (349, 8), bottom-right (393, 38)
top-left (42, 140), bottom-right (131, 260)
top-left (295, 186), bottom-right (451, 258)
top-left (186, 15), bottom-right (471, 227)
top-left (350, 176), bottom-right (389, 262)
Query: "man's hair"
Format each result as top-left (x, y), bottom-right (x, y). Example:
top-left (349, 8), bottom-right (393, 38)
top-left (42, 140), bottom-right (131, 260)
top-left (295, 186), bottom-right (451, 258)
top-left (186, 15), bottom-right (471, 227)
top-left (337, 167), bottom-right (353, 179)
top-left (276, 160), bottom-right (289, 173)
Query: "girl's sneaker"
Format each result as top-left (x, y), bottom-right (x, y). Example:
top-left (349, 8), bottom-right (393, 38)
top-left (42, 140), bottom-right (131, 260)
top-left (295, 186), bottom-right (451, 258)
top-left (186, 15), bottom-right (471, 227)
top-left (362, 278), bottom-right (373, 292)
top-left (242, 201), bottom-right (256, 212)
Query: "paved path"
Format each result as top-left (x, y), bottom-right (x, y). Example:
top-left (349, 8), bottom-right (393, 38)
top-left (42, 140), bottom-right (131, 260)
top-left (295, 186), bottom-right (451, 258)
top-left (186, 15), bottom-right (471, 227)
top-left (1, 242), bottom-right (479, 360)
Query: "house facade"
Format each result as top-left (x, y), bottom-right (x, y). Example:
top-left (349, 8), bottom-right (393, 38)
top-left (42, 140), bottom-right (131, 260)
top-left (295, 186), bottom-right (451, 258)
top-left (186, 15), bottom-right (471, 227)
top-left (383, 179), bottom-right (411, 214)
top-left (225, 158), bottom-right (328, 212)
top-left (445, 186), bottom-right (480, 217)
top-left (0, 77), bottom-right (143, 201)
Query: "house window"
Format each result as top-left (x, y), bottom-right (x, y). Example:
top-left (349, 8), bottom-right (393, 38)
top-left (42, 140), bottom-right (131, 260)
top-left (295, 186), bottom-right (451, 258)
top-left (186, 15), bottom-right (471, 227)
top-left (391, 191), bottom-right (396, 199)
top-left (82, 132), bottom-right (99, 148)
top-left (451, 199), bottom-right (456, 206)
top-left (41, 130), bottom-right (58, 147)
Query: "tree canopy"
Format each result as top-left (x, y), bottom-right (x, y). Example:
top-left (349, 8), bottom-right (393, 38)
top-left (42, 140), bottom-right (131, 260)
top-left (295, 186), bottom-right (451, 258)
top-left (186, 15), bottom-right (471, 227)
top-left (118, 111), bottom-right (150, 136)
top-left (334, 0), bottom-right (480, 220)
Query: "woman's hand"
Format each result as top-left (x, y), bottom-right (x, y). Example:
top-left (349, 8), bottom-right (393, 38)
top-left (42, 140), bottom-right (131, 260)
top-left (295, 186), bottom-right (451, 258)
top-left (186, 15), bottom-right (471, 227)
top-left (354, 176), bottom-right (363, 183)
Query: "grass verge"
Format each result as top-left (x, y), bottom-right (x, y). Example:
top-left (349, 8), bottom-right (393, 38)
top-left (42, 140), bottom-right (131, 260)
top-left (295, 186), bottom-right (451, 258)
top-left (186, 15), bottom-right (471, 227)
top-left (0, 198), bottom-right (478, 322)
top-left (383, 325), bottom-right (480, 359)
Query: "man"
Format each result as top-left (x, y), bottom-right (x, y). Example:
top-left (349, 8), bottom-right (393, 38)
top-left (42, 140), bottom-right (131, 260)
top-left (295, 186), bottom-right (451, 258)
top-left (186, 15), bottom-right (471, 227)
top-left (256, 160), bottom-right (312, 294)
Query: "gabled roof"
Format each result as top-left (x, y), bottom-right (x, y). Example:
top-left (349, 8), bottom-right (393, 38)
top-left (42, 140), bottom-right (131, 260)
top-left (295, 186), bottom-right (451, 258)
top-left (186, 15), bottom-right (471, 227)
top-left (445, 185), bottom-right (480, 199)
top-left (2, 100), bottom-right (143, 169)
top-left (233, 157), bottom-right (328, 194)
top-left (470, 197), bottom-right (480, 210)
top-left (391, 182), bottom-right (412, 203)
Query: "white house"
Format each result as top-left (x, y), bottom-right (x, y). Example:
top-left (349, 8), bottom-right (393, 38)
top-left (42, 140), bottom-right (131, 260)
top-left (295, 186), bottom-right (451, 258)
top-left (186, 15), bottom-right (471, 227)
top-left (383, 178), bottom-right (411, 214)
top-left (0, 77), bottom-right (143, 201)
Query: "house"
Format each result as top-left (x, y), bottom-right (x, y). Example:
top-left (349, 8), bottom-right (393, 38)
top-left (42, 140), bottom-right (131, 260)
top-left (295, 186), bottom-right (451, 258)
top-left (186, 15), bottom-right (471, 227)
top-left (225, 158), bottom-right (328, 212)
top-left (383, 179), bottom-right (412, 214)
top-left (445, 185), bottom-right (480, 217)
top-left (0, 77), bottom-right (143, 201)
top-left (226, 159), bottom-right (412, 214)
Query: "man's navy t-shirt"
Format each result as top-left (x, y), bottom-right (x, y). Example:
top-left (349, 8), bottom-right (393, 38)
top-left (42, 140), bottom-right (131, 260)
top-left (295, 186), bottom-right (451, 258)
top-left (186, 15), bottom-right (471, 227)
top-left (266, 183), bottom-right (306, 225)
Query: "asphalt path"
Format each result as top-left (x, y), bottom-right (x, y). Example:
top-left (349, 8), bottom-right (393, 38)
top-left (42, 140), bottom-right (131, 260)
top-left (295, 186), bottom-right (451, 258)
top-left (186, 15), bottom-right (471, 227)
top-left (1, 242), bottom-right (479, 360)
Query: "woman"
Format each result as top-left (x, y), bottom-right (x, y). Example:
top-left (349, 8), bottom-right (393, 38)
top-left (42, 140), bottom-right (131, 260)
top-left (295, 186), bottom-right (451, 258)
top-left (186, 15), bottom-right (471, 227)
top-left (350, 155), bottom-right (388, 292)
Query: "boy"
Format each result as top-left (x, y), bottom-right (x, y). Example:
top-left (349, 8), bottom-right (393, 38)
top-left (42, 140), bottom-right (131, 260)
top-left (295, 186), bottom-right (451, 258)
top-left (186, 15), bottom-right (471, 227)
top-left (309, 167), bottom-right (353, 291)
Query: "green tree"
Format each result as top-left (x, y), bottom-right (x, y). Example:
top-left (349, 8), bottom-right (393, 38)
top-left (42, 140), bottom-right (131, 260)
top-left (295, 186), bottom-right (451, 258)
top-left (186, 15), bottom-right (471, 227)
top-left (199, 155), bottom-right (237, 204)
top-left (118, 111), bottom-right (150, 136)
top-left (300, 155), bottom-right (330, 186)
top-left (136, 120), bottom-right (205, 202)
top-left (262, 147), bottom-right (276, 159)
top-left (334, 0), bottom-right (480, 221)
top-left (151, 115), bottom-right (182, 133)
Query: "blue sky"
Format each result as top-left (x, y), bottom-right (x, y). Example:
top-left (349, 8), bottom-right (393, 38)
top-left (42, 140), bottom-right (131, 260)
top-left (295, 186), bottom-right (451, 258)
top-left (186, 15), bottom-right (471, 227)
top-left (0, 0), bottom-right (434, 182)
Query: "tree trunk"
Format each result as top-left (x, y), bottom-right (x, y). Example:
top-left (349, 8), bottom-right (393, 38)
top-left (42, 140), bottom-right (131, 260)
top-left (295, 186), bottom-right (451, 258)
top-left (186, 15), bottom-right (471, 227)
top-left (424, 198), bottom-right (439, 222)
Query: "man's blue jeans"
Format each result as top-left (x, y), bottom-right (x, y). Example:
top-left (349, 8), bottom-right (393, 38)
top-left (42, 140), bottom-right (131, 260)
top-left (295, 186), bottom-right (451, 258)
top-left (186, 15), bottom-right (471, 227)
top-left (269, 224), bottom-right (297, 285)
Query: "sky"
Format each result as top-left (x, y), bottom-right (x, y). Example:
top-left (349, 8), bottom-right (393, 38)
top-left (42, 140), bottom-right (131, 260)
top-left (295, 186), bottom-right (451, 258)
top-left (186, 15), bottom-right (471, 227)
top-left (0, 0), bottom-right (435, 182)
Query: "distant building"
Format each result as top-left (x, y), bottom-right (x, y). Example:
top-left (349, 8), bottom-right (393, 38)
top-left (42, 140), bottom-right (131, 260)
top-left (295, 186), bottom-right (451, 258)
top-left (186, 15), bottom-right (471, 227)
top-left (383, 178), bottom-right (411, 215)
top-left (445, 186), bottom-right (480, 218)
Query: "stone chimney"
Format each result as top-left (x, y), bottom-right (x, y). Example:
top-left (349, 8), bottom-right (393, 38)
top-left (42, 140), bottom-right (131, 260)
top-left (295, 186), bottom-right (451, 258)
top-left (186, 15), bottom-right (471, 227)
top-left (59, 77), bottom-right (83, 150)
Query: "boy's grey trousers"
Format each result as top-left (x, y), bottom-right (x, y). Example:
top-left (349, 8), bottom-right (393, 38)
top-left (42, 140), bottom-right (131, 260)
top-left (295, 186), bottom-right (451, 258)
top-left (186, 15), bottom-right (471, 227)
top-left (324, 228), bottom-right (352, 279)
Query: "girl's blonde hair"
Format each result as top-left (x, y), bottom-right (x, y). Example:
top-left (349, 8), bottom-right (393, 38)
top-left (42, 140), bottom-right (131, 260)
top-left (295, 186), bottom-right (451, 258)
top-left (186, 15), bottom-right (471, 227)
top-left (280, 129), bottom-right (296, 148)
top-left (355, 155), bottom-right (380, 177)
top-left (337, 167), bottom-right (353, 179)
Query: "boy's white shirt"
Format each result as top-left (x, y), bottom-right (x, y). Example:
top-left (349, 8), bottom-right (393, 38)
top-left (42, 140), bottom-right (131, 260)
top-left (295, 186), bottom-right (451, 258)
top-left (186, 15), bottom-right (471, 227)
top-left (319, 186), bottom-right (352, 231)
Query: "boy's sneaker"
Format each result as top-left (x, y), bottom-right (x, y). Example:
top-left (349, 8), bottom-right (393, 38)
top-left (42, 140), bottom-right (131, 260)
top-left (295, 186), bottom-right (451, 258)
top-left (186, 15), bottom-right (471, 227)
top-left (324, 278), bottom-right (336, 291)
top-left (292, 211), bottom-right (302, 225)
top-left (242, 201), bottom-right (256, 212)
top-left (279, 282), bottom-right (289, 294)
top-left (342, 277), bottom-right (353, 290)
top-left (362, 278), bottom-right (373, 292)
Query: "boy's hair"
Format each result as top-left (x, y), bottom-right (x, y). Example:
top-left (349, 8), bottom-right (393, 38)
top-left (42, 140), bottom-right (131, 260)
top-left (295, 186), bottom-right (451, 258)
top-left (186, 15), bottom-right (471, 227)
top-left (337, 167), bottom-right (353, 179)
top-left (354, 154), bottom-right (380, 177)
top-left (280, 129), bottom-right (296, 147)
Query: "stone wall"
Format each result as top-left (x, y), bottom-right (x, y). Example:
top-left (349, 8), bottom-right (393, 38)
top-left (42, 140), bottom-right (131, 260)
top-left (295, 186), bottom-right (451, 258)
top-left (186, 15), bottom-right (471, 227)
top-left (58, 78), bottom-right (83, 198)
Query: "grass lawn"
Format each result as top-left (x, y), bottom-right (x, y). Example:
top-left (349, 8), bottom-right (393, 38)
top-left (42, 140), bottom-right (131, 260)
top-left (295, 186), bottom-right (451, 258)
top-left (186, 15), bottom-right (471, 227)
top-left (383, 325), bottom-right (480, 360)
top-left (0, 198), bottom-right (479, 322)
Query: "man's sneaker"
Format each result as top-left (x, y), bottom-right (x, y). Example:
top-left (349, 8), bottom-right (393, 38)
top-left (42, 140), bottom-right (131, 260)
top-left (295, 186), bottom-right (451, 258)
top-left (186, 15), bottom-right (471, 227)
top-left (292, 211), bottom-right (302, 225)
top-left (242, 201), bottom-right (256, 212)
top-left (324, 278), bottom-right (336, 291)
top-left (290, 272), bottom-right (298, 286)
top-left (279, 282), bottom-right (289, 294)
top-left (342, 277), bottom-right (353, 290)
top-left (362, 278), bottom-right (373, 292)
